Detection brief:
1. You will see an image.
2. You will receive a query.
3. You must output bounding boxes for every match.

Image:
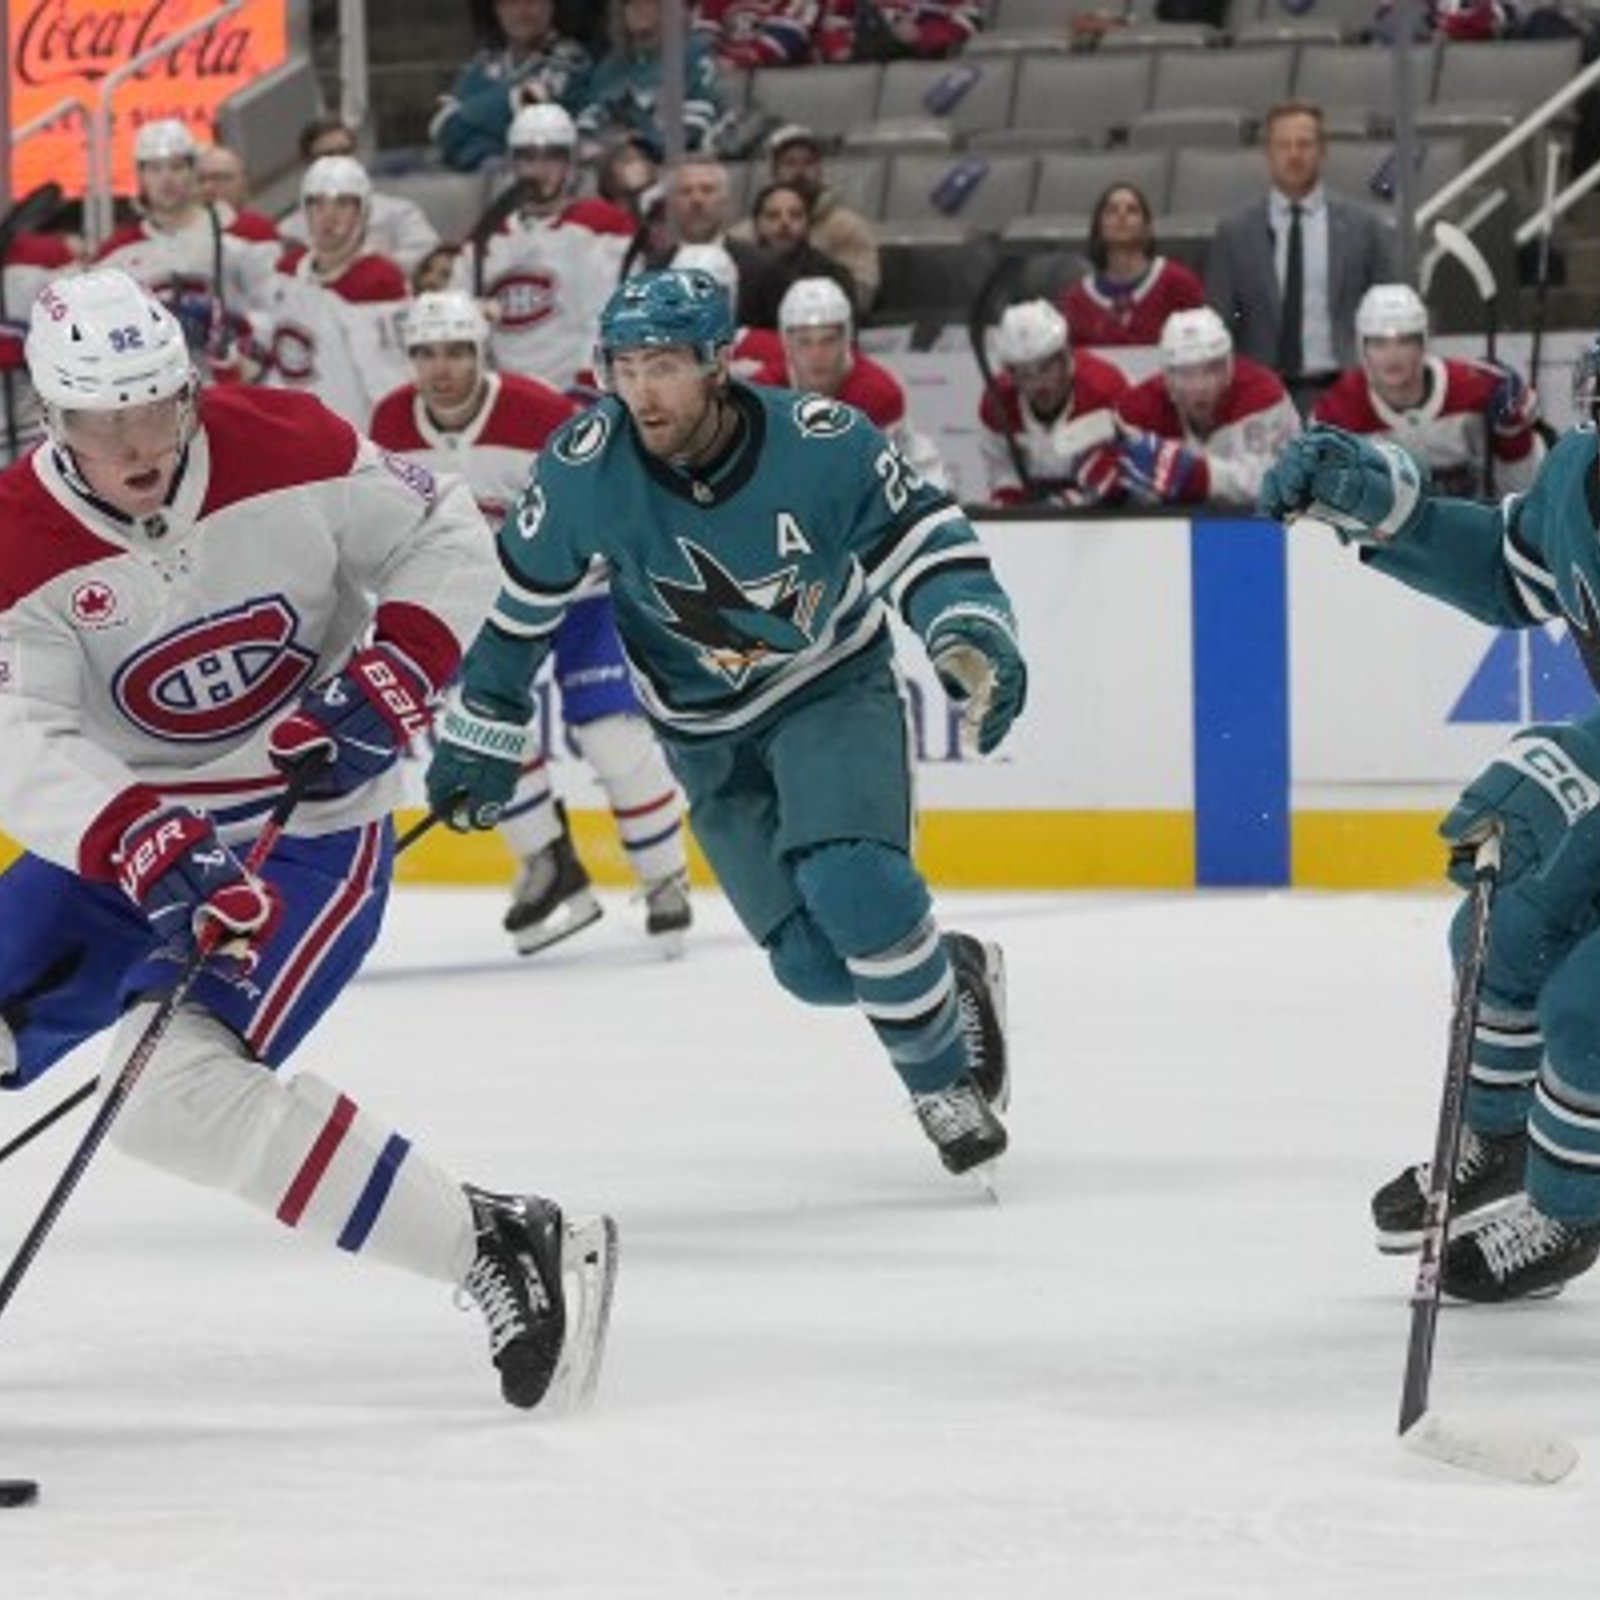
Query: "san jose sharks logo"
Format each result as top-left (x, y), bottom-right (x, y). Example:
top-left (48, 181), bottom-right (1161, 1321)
top-left (650, 539), bottom-right (824, 688)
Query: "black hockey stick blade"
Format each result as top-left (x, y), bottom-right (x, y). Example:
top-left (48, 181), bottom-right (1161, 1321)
top-left (0, 182), bottom-right (65, 260)
top-left (1402, 1410), bottom-right (1579, 1486)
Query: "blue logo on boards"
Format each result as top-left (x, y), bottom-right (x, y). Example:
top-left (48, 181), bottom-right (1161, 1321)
top-left (1449, 627), bottom-right (1597, 723)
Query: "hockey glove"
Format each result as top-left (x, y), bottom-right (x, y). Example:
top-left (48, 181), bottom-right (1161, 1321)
top-left (928, 612), bottom-right (1027, 757)
top-left (1486, 363), bottom-right (1538, 439)
top-left (117, 808), bottom-right (279, 971)
top-left (426, 692), bottom-right (540, 831)
top-left (1441, 721), bottom-right (1600, 889)
top-left (1257, 425), bottom-right (1428, 544)
top-left (268, 644), bottom-right (434, 800)
top-left (1116, 431), bottom-right (1206, 506)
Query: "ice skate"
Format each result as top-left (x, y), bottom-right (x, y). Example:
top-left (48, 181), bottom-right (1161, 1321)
top-left (503, 802), bottom-right (603, 956)
top-left (460, 1186), bottom-right (619, 1411)
top-left (641, 870), bottom-right (692, 959)
top-left (1441, 1195), bottom-right (1600, 1303)
top-left (1370, 1127), bottom-right (1527, 1254)
top-left (912, 1074), bottom-right (1008, 1179)
top-left (947, 931), bottom-right (1009, 1111)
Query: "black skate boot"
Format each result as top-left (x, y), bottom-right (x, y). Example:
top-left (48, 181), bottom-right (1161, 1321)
top-left (503, 801), bottom-right (603, 956)
top-left (946, 931), bottom-right (1009, 1110)
top-left (642, 870), bottom-right (692, 958)
top-left (1370, 1128), bottom-right (1528, 1254)
top-left (913, 1074), bottom-right (1008, 1176)
top-left (1442, 1196), bottom-right (1600, 1303)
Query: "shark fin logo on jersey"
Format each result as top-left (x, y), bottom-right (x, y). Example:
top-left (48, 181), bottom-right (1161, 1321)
top-left (555, 411), bottom-right (610, 465)
top-left (515, 482), bottom-right (547, 540)
top-left (793, 395), bottom-right (855, 440)
top-left (651, 540), bottom-right (824, 688)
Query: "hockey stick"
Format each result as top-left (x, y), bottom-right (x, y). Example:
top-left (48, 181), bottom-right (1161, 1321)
top-left (1429, 220), bottom-right (1500, 499)
top-left (468, 178), bottom-right (530, 300)
top-left (1528, 142), bottom-right (1563, 404)
top-left (965, 250), bottom-right (1039, 504)
top-left (1396, 828), bottom-right (1579, 1486)
top-left (0, 763), bottom-right (320, 1326)
top-left (0, 804), bottom-right (446, 1173)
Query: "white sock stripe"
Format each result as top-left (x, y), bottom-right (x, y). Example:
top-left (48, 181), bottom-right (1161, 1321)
top-left (846, 922), bottom-right (942, 981)
top-left (859, 971), bottom-right (955, 1023)
top-left (1529, 1123), bottom-right (1600, 1168)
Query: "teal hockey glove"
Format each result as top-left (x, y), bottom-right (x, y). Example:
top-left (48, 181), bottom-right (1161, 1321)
top-left (425, 693), bottom-right (538, 831)
top-left (1257, 425), bottom-right (1428, 544)
top-left (1441, 722), bottom-right (1600, 889)
top-left (928, 612), bottom-right (1027, 757)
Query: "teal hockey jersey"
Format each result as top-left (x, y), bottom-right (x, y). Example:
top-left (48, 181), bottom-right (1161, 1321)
top-left (463, 381), bottom-right (1018, 739)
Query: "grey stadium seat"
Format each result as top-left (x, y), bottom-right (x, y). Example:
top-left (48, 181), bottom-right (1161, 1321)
top-left (821, 154), bottom-right (890, 221)
top-left (881, 153), bottom-right (1039, 234)
top-left (1321, 135), bottom-right (1470, 208)
top-left (872, 56), bottom-right (1019, 140)
top-left (1433, 37), bottom-right (1583, 115)
top-left (1002, 147), bottom-right (1173, 248)
top-left (1252, 0), bottom-right (1381, 39)
top-left (1292, 44), bottom-right (1438, 132)
top-left (1005, 53), bottom-right (1156, 147)
top-left (747, 63), bottom-right (884, 141)
top-left (1148, 44), bottom-right (1297, 120)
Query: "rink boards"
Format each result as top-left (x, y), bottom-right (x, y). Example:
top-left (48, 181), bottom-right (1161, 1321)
top-left (1, 511), bottom-right (1588, 890)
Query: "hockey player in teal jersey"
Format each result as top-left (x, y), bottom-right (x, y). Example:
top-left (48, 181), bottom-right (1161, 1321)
top-left (426, 267), bottom-right (1027, 1178)
top-left (1260, 360), bottom-right (1600, 1301)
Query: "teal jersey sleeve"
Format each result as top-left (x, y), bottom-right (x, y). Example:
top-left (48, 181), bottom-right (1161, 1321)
top-left (1362, 427), bottom-right (1597, 632)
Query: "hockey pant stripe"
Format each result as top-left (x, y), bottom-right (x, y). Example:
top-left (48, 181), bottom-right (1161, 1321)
top-left (612, 789), bottom-right (677, 822)
top-left (278, 1092), bottom-right (356, 1226)
top-left (338, 1133), bottom-right (413, 1252)
top-left (247, 823), bottom-right (383, 1060)
top-left (847, 916), bottom-right (965, 1092)
top-left (1466, 1004), bottom-right (1541, 1137)
top-left (1526, 1065), bottom-right (1600, 1222)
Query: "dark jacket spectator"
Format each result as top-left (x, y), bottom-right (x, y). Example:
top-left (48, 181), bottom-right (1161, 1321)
top-left (735, 181), bottom-right (858, 328)
top-left (575, 0), bottom-right (727, 154)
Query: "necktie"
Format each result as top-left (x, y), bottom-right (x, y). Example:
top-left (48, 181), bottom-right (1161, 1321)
top-left (1278, 201), bottom-right (1304, 378)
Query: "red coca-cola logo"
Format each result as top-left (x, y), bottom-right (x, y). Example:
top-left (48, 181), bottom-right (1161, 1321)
top-left (15, 0), bottom-right (255, 89)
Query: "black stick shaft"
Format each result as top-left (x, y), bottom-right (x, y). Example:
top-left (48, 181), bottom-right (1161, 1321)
top-left (1399, 830), bottom-right (1501, 1436)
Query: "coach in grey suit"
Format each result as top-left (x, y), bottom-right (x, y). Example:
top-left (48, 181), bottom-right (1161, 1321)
top-left (1206, 100), bottom-right (1396, 412)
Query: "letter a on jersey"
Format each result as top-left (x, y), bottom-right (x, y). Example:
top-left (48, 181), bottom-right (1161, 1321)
top-left (775, 512), bottom-right (813, 557)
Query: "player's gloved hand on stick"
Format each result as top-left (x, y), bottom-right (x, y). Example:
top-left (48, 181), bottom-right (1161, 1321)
top-left (928, 612), bottom-right (1027, 756)
top-left (117, 807), bottom-right (279, 972)
top-left (1257, 425), bottom-right (1428, 543)
top-left (426, 692), bottom-right (540, 830)
top-left (1485, 363), bottom-right (1537, 438)
top-left (1116, 430), bottom-right (1205, 505)
top-left (1440, 721), bottom-right (1600, 889)
top-left (268, 644), bottom-right (434, 799)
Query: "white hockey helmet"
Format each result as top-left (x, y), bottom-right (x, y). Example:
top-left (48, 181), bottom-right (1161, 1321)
top-left (301, 154), bottom-right (372, 212)
top-left (134, 118), bottom-right (198, 165)
top-left (779, 276), bottom-right (854, 338)
top-left (1357, 283), bottom-right (1428, 342)
top-left (509, 103), bottom-right (578, 153)
top-left (403, 291), bottom-right (490, 353)
top-left (672, 243), bottom-right (741, 303)
top-left (994, 299), bottom-right (1068, 367)
top-left (27, 269), bottom-right (194, 411)
top-left (1159, 307), bottom-right (1233, 370)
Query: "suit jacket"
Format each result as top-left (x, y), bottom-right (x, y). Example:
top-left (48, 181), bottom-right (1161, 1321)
top-left (1204, 190), bottom-right (1397, 374)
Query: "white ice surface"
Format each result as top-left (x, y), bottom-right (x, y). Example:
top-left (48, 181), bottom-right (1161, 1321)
top-left (6, 887), bottom-right (1600, 1598)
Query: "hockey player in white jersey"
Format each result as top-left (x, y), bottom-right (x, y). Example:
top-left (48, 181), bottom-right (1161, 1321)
top-left (0, 271), bottom-right (615, 1409)
top-left (455, 104), bottom-right (636, 391)
top-left (260, 155), bottom-right (412, 428)
top-left (1113, 307), bottom-right (1301, 507)
top-left (93, 118), bottom-right (276, 376)
top-left (369, 291), bottom-right (692, 953)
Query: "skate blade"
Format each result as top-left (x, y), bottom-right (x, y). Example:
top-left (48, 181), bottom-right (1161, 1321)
top-left (971, 1162), bottom-right (1002, 1204)
top-left (509, 898), bottom-right (604, 957)
top-left (546, 1215), bottom-right (619, 1413)
top-left (983, 941), bottom-right (1010, 1113)
top-left (1402, 1409), bottom-right (1580, 1486)
top-left (648, 926), bottom-right (689, 961)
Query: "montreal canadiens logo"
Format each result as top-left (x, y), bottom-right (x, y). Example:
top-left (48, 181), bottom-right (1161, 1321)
top-left (793, 396), bottom-right (855, 439)
top-left (70, 580), bottom-right (120, 628)
top-left (555, 411), bottom-right (609, 465)
top-left (113, 596), bottom-right (317, 743)
top-left (492, 271), bottom-right (559, 330)
top-left (270, 324), bottom-right (316, 381)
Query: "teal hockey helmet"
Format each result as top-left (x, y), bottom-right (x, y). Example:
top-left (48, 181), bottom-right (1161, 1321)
top-left (596, 268), bottom-right (735, 380)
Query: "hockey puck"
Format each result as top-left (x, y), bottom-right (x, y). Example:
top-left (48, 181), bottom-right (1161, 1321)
top-left (0, 1479), bottom-right (39, 1507)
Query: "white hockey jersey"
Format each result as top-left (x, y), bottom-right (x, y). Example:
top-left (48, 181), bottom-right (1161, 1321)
top-left (94, 209), bottom-right (278, 320)
top-left (0, 386), bottom-right (493, 878)
top-left (456, 198), bottom-right (635, 390)
top-left (260, 249), bottom-right (411, 429)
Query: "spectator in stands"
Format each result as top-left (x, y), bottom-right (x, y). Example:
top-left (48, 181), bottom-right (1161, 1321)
top-left (1058, 183), bottom-right (1204, 348)
top-left (978, 299), bottom-right (1127, 508)
top-left (195, 144), bottom-right (281, 244)
top-left (816, 0), bottom-right (982, 59)
top-left (596, 130), bottom-right (661, 219)
top-left (1205, 100), bottom-right (1395, 415)
top-left (1113, 307), bottom-right (1300, 508)
top-left (280, 116), bottom-right (441, 275)
top-left (261, 155), bottom-right (411, 428)
top-left (453, 103), bottom-right (636, 390)
top-left (575, 0), bottom-right (726, 155)
top-left (431, 0), bottom-right (592, 172)
top-left (736, 181), bottom-right (858, 328)
top-left (694, 0), bottom-right (822, 67)
top-left (96, 119), bottom-right (278, 375)
top-left (758, 275), bottom-right (949, 486)
top-left (413, 244), bottom-right (464, 294)
top-left (1312, 282), bottom-right (1545, 498)
top-left (732, 125), bottom-right (880, 312)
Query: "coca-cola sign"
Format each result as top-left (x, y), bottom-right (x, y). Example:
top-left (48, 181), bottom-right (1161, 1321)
top-left (9, 0), bottom-right (288, 196)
